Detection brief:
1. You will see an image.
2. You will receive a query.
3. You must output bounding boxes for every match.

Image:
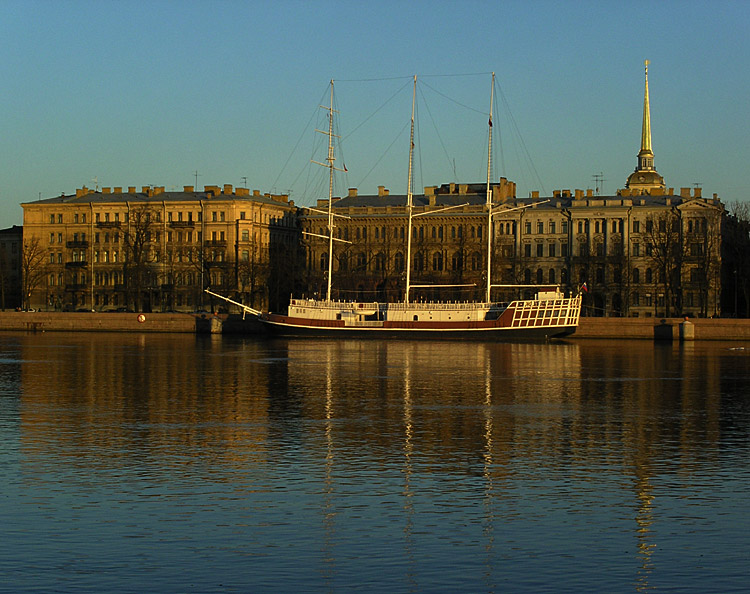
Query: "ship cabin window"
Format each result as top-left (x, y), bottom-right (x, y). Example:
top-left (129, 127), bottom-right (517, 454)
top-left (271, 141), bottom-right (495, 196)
top-left (413, 315), bottom-right (418, 321)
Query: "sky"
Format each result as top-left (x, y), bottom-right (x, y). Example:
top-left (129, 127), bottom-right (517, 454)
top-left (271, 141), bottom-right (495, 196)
top-left (1, 0), bottom-right (749, 226)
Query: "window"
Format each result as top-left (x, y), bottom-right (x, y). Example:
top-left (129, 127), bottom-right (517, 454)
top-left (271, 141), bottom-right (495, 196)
top-left (549, 269), bottom-right (556, 284)
top-left (220, 212), bottom-right (225, 222)
top-left (49, 214), bottom-right (55, 224)
top-left (633, 243), bottom-right (640, 257)
top-left (241, 250), bottom-right (249, 262)
top-left (212, 211), bottom-right (217, 222)
top-left (633, 220), bottom-right (640, 233)
top-left (561, 243), bottom-right (568, 257)
top-left (525, 221), bottom-right (532, 234)
top-left (537, 222), bottom-right (544, 234)
top-left (240, 212), bottom-right (246, 220)
top-left (394, 252), bottom-right (404, 272)
top-left (562, 220), bottom-right (568, 234)
top-left (549, 243), bottom-right (556, 257)
top-left (433, 252), bottom-right (443, 271)
top-left (633, 268), bottom-right (640, 283)
top-left (524, 244), bottom-right (531, 257)
top-left (550, 221), bottom-right (556, 234)
top-left (536, 243), bottom-right (543, 257)
top-left (57, 214), bottom-right (63, 223)
top-left (242, 230), bottom-right (249, 241)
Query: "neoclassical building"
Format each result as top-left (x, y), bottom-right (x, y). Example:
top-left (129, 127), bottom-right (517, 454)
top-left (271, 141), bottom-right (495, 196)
top-left (299, 62), bottom-right (723, 317)
top-left (21, 184), bottom-right (298, 312)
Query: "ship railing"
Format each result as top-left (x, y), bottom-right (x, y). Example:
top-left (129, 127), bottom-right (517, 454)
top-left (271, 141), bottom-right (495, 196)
top-left (509, 295), bottom-right (582, 328)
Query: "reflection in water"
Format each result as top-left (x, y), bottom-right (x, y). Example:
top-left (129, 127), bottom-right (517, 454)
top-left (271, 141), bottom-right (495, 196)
top-left (3, 333), bottom-right (750, 592)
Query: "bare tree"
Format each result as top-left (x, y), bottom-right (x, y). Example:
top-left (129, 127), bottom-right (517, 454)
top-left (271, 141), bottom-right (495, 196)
top-left (644, 211), bottom-right (683, 317)
top-left (21, 237), bottom-right (47, 311)
top-left (122, 203), bottom-right (158, 312)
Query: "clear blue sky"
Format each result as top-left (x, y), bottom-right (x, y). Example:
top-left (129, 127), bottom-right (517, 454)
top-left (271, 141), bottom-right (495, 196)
top-left (2, 0), bottom-right (748, 225)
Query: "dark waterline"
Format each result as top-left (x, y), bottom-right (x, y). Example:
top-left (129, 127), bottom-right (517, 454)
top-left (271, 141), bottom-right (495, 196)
top-left (1, 333), bottom-right (749, 592)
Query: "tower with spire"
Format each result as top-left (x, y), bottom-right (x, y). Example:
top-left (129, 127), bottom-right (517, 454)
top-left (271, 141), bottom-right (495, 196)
top-left (625, 60), bottom-right (665, 193)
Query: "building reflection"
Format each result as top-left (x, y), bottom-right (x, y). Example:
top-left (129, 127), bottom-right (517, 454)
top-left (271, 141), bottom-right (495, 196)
top-left (15, 334), bottom-right (735, 589)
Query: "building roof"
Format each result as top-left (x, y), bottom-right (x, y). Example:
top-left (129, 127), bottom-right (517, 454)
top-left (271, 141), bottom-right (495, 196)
top-left (22, 188), bottom-right (294, 209)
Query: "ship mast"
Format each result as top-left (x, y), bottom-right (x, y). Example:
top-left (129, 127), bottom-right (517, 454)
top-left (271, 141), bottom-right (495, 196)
top-left (324, 81), bottom-right (336, 301)
top-left (310, 80), bottom-right (341, 302)
top-left (485, 72), bottom-right (495, 303)
top-left (404, 75), bottom-right (417, 304)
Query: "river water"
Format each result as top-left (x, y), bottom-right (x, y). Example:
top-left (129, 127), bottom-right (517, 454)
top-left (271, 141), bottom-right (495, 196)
top-left (1, 333), bottom-right (749, 592)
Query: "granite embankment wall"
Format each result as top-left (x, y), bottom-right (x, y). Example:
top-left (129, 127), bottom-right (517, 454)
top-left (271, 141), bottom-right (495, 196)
top-left (1, 312), bottom-right (749, 340)
top-left (0, 311), bottom-right (262, 334)
top-left (574, 317), bottom-right (750, 341)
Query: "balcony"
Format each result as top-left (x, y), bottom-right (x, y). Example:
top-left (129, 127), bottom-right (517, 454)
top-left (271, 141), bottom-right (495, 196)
top-left (96, 221), bottom-right (122, 229)
top-left (205, 239), bottom-right (227, 247)
top-left (169, 220), bottom-right (195, 228)
top-left (66, 240), bottom-right (89, 248)
top-left (65, 261), bottom-right (88, 268)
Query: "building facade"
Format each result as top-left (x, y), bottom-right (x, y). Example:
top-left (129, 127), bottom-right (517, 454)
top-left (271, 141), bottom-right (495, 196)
top-left (0, 225), bottom-right (22, 310)
top-left (21, 185), bottom-right (298, 312)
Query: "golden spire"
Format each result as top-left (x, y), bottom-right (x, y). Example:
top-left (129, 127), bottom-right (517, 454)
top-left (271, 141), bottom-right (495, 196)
top-left (641, 59), bottom-right (652, 155)
top-left (625, 59), bottom-right (664, 192)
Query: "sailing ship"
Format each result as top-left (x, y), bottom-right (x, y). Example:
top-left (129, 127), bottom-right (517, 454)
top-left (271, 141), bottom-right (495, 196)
top-left (208, 75), bottom-right (582, 339)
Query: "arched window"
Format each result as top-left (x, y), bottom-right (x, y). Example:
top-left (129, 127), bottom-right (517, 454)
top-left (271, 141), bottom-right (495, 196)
top-left (561, 269), bottom-right (569, 285)
top-left (536, 268), bottom-right (544, 284)
top-left (452, 251), bottom-right (463, 271)
top-left (415, 252), bottom-right (424, 272)
top-left (433, 252), bottom-right (443, 271)
top-left (375, 253), bottom-right (386, 272)
top-left (524, 268), bottom-right (531, 283)
top-left (471, 252), bottom-right (482, 271)
top-left (394, 252), bottom-right (404, 273)
top-left (549, 268), bottom-right (556, 284)
top-left (339, 253), bottom-right (348, 271)
top-left (646, 268), bottom-right (653, 283)
top-left (356, 252), bottom-right (367, 271)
